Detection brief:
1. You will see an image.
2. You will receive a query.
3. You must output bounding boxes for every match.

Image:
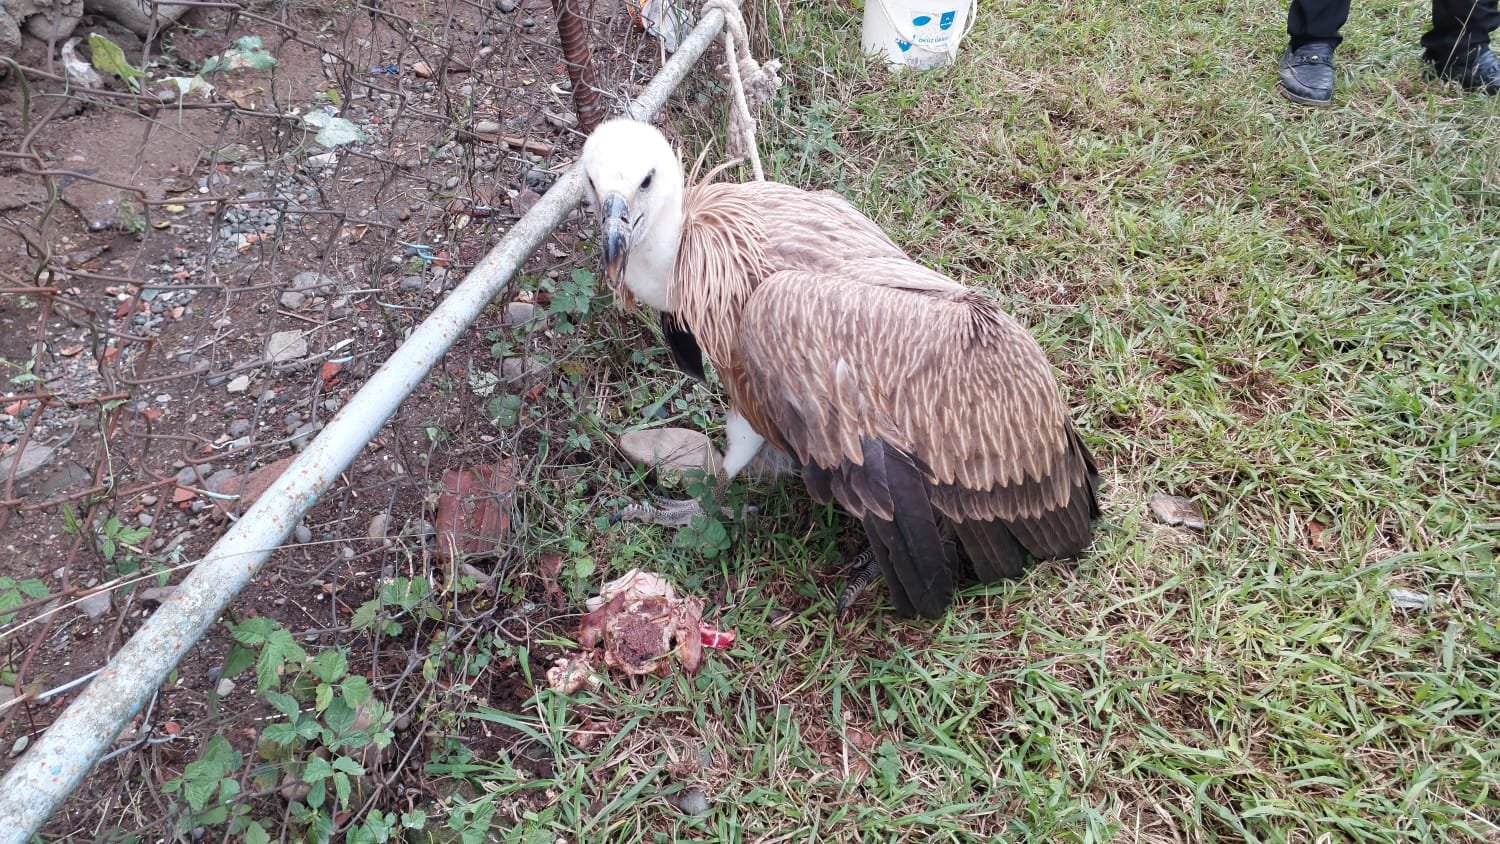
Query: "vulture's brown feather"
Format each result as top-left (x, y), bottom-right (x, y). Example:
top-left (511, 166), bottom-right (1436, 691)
top-left (580, 119), bottom-right (1099, 619)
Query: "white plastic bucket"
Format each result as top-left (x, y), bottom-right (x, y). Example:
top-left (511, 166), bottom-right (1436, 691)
top-left (861, 0), bottom-right (976, 70)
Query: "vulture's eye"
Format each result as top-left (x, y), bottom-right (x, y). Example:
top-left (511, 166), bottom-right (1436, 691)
top-left (640, 170), bottom-right (654, 190)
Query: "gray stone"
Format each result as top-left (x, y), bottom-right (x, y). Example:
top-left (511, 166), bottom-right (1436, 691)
top-left (83, 0), bottom-right (188, 36)
top-left (225, 374), bottom-right (251, 394)
top-left (205, 467), bottom-right (239, 493)
top-left (291, 271), bottom-right (337, 295)
top-left (668, 786), bottom-right (711, 816)
top-left (294, 524), bottom-right (313, 544)
top-left (76, 590), bottom-right (111, 620)
top-left (473, 119), bottom-right (503, 134)
top-left (618, 428), bottom-right (722, 475)
top-left (265, 330), bottom-right (307, 363)
top-left (1148, 493), bottom-right (1206, 530)
top-left (504, 301), bottom-right (539, 327)
top-left (279, 290), bottom-right (307, 309)
top-left (226, 418), bottom-right (252, 437)
top-left (175, 464), bottom-right (213, 486)
top-left (34, 461), bottom-right (92, 497)
top-left (500, 356), bottom-right (547, 382)
top-left (399, 275), bottom-right (425, 291)
top-left (140, 585), bottom-right (175, 603)
top-left (290, 421), bottom-right (321, 450)
top-left (0, 441), bottom-right (55, 482)
top-left (367, 512), bottom-right (390, 544)
top-left (215, 678), bottom-right (236, 697)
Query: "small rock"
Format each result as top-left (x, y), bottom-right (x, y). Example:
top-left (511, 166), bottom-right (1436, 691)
top-left (225, 374), bottom-right (251, 394)
top-left (290, 421), bottom-right (322, 449)
top-left (496, 0), bottom-right (517, 11)
top-left (140, 494), bottom-right (159, 506)
top-left (618, 428), bottom-right (722, 475)
top-left (511, 188), bottom-right (542, 216)
top-left (1148, 493), bottom-right (1206, 530)
top-left (667, 786), bottom-right (711, 816)
top-left (473, 119), bottom-right (502, 134)
top-left (138, 514), bottom-right (153, 527)
top-left (141, 585), bottom-right (175, 603)
top-left (543, 110), bottom-right (578, 131)
top-left (76, 590), bottom-right (111, 620)
top-left (266, 331), bottom-right (308, 363)
top-left (399, 275), bottom-right (426, 291)
top-left (205, 467), bottom-right (240, 494)
top-left (279, 290), bottom-right (307, 309)
top-left (176, 464), bottom-right (213, 486)
top-left (9, 736), bottom-right (28, 758)
top-left (523, 167), bottom-right (554, 193)
top-left (1389, 588), bottom-right (1430, 611)
top-left (367, 512), bottom-right (391, 544)
top-left (294, 524), bottom-right (313, 544)
top-left (504, 301), bottom-right (538, 327)
top-left (291, 271), bottom-right (336, 294)
top-left (216, 678), bottom-right (236, 697)
top-left (0, 441), bottom-right (56, 482)
top-left (306, 152), bottom-right (338, 169)
top-left (227, 418), bottom-right (252, 437)
top-left (322, 398), bottom-right (343, 413)
top-left (501, 356), bottom-right (547, 381)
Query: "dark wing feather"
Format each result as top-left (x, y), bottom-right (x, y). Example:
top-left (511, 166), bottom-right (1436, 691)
top-left (660, 312), bottom-right (706, 382)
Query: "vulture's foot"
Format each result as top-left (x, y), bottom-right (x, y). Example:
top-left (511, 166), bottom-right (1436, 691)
top-left (835, 546), bottom-right (881, 622)
top-left (609, 496), bottom-right (746, 527)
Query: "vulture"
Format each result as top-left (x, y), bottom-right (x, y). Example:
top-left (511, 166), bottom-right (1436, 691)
top-left (578, 118), bottom-right (1099, 619)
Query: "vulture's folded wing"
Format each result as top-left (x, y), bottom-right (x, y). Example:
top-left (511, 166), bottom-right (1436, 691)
top-left (731, 259), bottom-right (1098, 567)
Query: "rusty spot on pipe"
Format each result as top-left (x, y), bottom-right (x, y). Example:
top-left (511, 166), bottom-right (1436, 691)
top-left (554, 0), bottom-right (606, 133)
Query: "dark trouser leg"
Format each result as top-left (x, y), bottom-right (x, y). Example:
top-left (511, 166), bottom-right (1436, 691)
top-left (1288, 0), bottom-right (1353, 48)
top-left (1421, 0), bottom-right (1500, 64)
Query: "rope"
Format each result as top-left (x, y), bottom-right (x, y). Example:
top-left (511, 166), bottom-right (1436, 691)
top-left (700, 0), bottom-right (781, 181)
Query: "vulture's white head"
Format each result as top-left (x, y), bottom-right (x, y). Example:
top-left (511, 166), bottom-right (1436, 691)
top-left (579, 119), bottom-right (686, 311)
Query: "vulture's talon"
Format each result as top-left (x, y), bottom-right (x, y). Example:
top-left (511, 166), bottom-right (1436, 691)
top-left (834, 547), bottom-right (880, 623)
top-left (610, 496), bottom-right (708, 527)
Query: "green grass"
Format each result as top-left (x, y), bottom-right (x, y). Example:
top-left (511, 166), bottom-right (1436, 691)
top-left (434, 0), bottom-right (1499, 840)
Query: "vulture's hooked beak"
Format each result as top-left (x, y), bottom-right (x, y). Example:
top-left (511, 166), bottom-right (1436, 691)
top-left (599, 192), bottom-right (631, 290)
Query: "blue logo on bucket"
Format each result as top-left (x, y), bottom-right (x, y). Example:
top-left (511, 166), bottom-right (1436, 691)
top-left (896, 39), bottom-right (911, 51)
top-left (939, 10), bottom-right (955, 29)
top-left (911, 14), bottom-right (931, 26)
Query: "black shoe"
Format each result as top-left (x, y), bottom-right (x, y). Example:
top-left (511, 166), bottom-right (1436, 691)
top-left (1278, 41), bottom-right (1336, 106)
top-left (1431, 47), bottom-right (1500, 94)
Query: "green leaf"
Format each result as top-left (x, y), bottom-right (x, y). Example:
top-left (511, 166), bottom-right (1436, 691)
top-left (263, 688), bottom-right (300, 718)
top-left (309, 648), bottom-right (348, 683)
top-left (401, 809), bottom-right (428, 829)
top-left (333, 770), bottom-right (351, 807)
top-left (244, 822), bottom-right (271, 844)
top-left (87, 34), bottom-right (148, 90)
top-left (302, 755), bottom-right (334, 782)
top-left (350, 598), bottom-right (379, 631)
top-left (260, 723), bottom-right (299, 746)
top-left (340, 674), bottom-right (373, 708)
top-left (332, 754), bottom-right (366, 776)
top-left (229, 616), bottom-right (276, 646)
top-left (221, 643), bottom-right (256, 679)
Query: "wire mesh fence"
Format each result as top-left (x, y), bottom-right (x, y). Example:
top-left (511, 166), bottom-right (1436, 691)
top-left (0, 0), bottom-right (722, 834)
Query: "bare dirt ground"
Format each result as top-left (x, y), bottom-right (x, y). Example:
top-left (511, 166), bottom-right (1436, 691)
top-left (0, 0), bottom-right (707, 836)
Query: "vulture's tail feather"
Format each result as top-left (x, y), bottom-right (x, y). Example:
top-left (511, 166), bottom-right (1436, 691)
top-left (1007, 427), bottom-right (1100, 560)
top-left (859, 438), bottom-right (954, 619)
top-left (952, 518), bottom-right (1028, 581)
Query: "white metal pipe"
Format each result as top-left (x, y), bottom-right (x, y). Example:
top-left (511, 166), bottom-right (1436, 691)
top-left (0, 9), bottom-right (726, 837)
